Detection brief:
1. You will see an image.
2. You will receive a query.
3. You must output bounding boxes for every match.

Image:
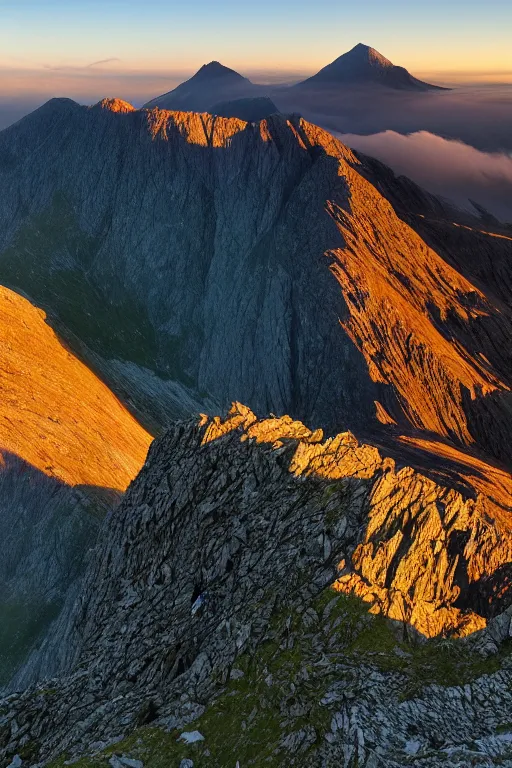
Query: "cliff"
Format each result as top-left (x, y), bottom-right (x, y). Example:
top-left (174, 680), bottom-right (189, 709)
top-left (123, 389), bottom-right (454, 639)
top-left (2, 406), bottom-right (512, 767)
top-left (0, 102), bottom-right (510, 466)
top-left (0, 104), bottom-right (511, 764)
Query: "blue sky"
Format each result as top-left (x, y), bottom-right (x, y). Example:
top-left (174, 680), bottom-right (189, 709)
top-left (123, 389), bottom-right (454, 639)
top-left (1, 0), bottom-right (511, 75)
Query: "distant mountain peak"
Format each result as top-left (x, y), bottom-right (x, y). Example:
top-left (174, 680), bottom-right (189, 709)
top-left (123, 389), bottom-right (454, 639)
top-left (350, 43), bottom-right (394, 68)
top-left (298, 43), bottom-right (445, 91)
top-left (194, 61), bottom-right (248, 81)
top-left (143, 60), bottom-right (255, 111)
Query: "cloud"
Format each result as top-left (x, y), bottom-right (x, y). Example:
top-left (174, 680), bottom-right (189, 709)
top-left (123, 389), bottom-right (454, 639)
top-left (337, 130), bottom-right (512, 223)
top-left (87, 58), bottom-right (121, 69)
top-left (44, 58), bottom-right (121, 72)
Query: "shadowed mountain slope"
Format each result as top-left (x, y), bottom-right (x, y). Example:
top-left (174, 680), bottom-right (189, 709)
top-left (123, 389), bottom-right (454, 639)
top-left (144, 61), bottom-right (258, 111)
top-left (298, 43), bottom-right (447, 91)
top-left (208, 95), bottom-right (280, 121)
top-left (0, 100), bottom-right (510, 467)
top-left (0, 284), bottom-right (152, 685)
top-left (1, 103), bottom-right (512, 765)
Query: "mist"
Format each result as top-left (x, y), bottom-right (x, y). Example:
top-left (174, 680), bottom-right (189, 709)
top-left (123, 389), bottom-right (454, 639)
top-left (337, 130), bottom-right (512, 224)
top-left (0, 65), bottom-right (186, 130)
top-left (274, 84), bottom-right (512, 154)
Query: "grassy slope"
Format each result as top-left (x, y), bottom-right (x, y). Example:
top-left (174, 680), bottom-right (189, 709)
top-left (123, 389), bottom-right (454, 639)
top-left (44, 590), bottom-right (510, 768)
top-left (0, 193), bottom-right (159, 370)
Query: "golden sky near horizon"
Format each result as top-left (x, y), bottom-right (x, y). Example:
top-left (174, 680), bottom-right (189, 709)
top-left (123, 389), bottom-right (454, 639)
top-left (0, 0), bottom-right (511, 93)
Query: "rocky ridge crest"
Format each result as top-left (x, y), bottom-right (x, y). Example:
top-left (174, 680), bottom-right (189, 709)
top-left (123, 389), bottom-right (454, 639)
top-left (2, 405), bottom-right (512, 767)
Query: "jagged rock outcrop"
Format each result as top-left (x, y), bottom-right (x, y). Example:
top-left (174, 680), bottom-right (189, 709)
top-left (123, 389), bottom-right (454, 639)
top-left (1, 101), bottom-right (511, 701)
top-left (2, 406), bottom-right (512, 767)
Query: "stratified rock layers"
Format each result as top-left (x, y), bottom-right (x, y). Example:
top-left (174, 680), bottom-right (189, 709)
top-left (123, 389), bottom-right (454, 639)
top-left (0, 284), bottom-right (152, 685)
top-left (0, 102), bottom-right (510, 463)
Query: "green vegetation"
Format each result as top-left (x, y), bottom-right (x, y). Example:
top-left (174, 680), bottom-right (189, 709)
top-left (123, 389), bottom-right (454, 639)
top-left (0, 193), bottom-right (159, 370)
top-left (45, 590), bottom-right (512, 767)
top-left (311, 589), bottom-right (506, 697)
top-left (0, 600), bottom-right (62, 685)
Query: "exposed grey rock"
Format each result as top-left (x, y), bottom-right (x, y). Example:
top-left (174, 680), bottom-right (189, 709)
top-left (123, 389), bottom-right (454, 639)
top-left (0, 103), bottom-right (377, 439)
top-left (109, 756), bottom-right (143, 768)
top-left (0, 100), bottom-right (509, 465)
top-left (0, 412), bottom-right (512, 768)
top-left (179, 732), bottom-right (204, 745)
top-left (0, 413), bottom-right (367, 762)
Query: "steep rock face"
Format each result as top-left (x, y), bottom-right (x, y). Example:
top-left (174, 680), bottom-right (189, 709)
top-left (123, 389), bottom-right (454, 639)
top-left (0, 286), bottom-right (150, 490)
top-left (0, 456), bottom-right (99, 687)
top-left (2, 406), bottom-right (512, 767)
top-left (0, 406), bottom-right (368, 761)
top-left (0, 285), bottom-right (151, 686)
top-left (0, 103), bottom-right (510, 467)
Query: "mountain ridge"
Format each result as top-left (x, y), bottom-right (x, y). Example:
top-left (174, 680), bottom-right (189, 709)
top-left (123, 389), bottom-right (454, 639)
top-left (0, 102), bottom-right (511, 702)
top-left (0, 102), bottom-right (510, 460)
top-left (2, 405), bottom-right (512, 766)
top-left (0, 101), bottom-right (511, 765)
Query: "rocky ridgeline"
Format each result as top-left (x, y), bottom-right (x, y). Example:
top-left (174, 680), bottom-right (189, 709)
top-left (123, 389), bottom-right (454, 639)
top-left (2, 405), bottom-right (512, 767)
top-left (1, 102), bottom-right (511, 463)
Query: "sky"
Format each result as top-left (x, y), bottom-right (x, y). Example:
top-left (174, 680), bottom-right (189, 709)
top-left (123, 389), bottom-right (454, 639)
top-left (0, 0), bottom-right (510, 127)
top-left (1, 0), bottom-right (511, 78)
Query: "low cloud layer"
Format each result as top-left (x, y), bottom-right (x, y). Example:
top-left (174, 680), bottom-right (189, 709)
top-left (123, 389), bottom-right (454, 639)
top-left (339, 130), bottom-right (512, 223)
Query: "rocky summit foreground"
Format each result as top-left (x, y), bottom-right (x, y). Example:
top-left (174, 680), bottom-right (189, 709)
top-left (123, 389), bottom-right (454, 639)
top-left (2, 405), bottom-right (512, 768)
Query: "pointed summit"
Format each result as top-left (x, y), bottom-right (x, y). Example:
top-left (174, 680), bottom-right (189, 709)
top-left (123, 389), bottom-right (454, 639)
top-left (298, 44), bottom-right (446, 91)
top-left (144, 61), bottom-right (257, 112)
top-left (348, 43), bottom-right (394, 68)
top-left (195, 61), bottom-right (246, 81)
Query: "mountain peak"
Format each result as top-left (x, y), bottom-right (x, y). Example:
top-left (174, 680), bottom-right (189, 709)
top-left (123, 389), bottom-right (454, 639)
top-left (92, 98), bottom-right (136, 114)
top-left (298, 43), bottom-right (444, 91)
top-left (194, 60), bottom-right (247, 81)
top-left (350, 43), bottom-right (394, 68)
top-left (143, 60), bottom-right (255, 111)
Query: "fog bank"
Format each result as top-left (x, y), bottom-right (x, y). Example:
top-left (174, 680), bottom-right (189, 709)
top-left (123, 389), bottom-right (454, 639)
top-left (339, 130), bottom-right (512, 223)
